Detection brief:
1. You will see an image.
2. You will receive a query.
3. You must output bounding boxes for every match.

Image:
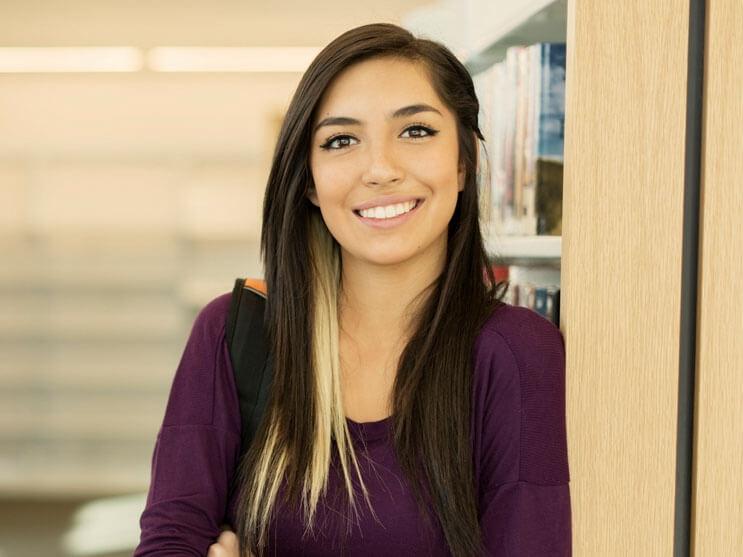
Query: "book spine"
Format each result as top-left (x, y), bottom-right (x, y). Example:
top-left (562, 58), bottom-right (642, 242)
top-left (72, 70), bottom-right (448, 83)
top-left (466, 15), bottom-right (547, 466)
top-left (534, 43), bottom-right (566, 235)
top-left (503, 47), bottom-right (520, 233)
top-left (513, 47), bottom-right (529, 233)
top-left (522, 44), bottom-right (542, 236)
top-left (490, 62), bottom-right (508, 235)
top-left (538, 43), bottom-right (566, 158)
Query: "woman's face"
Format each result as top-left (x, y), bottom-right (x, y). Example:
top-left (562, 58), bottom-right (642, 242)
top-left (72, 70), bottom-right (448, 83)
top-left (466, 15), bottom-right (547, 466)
top-left (307, 56), bottom-right (466, 269)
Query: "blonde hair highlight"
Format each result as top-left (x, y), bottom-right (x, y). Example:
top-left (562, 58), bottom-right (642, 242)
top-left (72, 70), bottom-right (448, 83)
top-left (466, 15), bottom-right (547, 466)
top-left (242, 210), bottom-right (381, 554)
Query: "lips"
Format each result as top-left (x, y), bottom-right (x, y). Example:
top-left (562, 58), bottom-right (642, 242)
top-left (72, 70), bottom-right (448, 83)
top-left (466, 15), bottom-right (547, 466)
top-left (353, 197), bottom-right (424, 229)
top-left (353, 198), bottom-right (421, 217)
top-left (352, 195), bottom-right (424, 212)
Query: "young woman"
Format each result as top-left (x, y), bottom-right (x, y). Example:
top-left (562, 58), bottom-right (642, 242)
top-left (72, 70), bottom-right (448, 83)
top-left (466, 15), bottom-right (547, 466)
top-left (135, 22), bottom-right (571, 557)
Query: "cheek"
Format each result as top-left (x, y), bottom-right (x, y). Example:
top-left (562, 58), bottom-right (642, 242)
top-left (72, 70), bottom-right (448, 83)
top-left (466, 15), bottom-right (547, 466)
top-left (311, 166), bottom-right (348, 204)
top-left (414, 152), bottom-right (460, 191)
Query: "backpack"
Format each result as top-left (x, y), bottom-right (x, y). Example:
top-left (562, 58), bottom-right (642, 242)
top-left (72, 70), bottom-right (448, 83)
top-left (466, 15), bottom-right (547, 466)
top-left (224, 277), bottom-right (273, 504)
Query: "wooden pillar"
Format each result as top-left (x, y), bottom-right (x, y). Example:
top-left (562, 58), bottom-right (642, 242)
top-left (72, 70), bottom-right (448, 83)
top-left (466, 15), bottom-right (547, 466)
top-left (562, 0), bottom-right (693, 553)
top-left (692, 0), bottom-right (743, 554)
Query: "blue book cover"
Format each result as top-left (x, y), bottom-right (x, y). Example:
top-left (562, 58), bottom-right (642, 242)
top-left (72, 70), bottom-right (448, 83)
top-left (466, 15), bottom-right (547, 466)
top-left (535, 286), bottom-right (548, 317)
top-left (537, 43), bottom-right (566, 158)
top-left (522, 42), bottom-right (566, 235)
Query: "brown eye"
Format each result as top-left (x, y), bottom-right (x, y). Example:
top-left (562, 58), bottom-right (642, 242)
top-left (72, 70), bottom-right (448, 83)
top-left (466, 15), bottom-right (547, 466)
top-left (319, 135), bottom-right (358, 150)
top-left (401, 124), bottom-right (439, 139)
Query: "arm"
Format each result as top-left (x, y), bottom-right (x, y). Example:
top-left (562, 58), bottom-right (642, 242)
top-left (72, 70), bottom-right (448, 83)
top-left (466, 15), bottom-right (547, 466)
top-left (134, 293), bottom-right (242, 556)
top-left (479, 481), bottom-right (571, 555)
top-left (473, 307), bottom-right (572, 556)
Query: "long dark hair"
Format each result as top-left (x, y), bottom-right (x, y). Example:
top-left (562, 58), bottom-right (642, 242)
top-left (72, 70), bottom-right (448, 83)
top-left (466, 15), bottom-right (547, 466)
top-left (233, 22), bottom-right (507, 557)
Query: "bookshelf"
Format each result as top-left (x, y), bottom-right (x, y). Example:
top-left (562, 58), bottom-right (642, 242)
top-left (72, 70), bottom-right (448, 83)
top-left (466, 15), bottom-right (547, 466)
top-left (417, 0), bottom-right (568, 321)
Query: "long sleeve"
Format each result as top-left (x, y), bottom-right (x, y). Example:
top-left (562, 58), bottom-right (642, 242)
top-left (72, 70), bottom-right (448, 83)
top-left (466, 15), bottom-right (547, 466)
top-left (134, 292), bottom-right (242, 556)
top-left (471, 305), bottom-right (572, 556)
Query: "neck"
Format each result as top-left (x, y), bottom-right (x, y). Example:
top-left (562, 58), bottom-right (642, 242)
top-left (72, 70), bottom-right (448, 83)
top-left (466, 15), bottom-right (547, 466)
top-left (338, 237), bottom-right (446, 348)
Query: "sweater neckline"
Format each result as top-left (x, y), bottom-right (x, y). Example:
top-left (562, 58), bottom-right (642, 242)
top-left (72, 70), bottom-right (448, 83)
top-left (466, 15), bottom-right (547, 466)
top-left (345, 415), bottom-right (393, 442)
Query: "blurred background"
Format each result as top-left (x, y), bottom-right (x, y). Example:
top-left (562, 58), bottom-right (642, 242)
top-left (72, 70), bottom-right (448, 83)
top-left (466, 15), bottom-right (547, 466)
top-left (0, 1), bottom-right (566, 555)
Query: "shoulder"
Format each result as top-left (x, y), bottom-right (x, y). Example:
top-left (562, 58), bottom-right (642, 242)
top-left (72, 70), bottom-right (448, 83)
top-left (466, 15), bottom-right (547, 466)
top-left (159, 290), bottom-right (234, 428)
top-left (472, 303), bottom-right (569, 485)
top-left (193, 278), bottom-right (265, 337)
top-left (475, 302), bottom-right (564, 361)
top-left (473, 303), bottom-right (565, 393)
top-left (192, 290), bottom-right (233, 338)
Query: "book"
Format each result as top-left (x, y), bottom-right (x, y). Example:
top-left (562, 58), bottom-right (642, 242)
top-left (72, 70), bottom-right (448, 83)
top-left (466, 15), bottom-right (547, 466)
top-left (513, 47), bottom-right (530, 232)
top-left (524, 43), bottom-right (566, 235)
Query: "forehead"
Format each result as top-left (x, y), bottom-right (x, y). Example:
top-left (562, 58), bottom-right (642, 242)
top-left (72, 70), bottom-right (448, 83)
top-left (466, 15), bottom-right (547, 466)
top-left (313, 57), bottom-right (443, 121)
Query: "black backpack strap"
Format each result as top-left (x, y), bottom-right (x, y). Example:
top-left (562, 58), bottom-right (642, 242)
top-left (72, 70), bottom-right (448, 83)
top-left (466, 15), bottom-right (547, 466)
top-left (225, 277), bottom-right (272, 498)
top-left (225, 277), bottom-right (245, 352)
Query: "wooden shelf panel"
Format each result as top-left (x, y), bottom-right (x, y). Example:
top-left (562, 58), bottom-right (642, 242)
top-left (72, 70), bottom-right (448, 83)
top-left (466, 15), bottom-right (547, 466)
top-left (465, 0), bottom-right (567, 74)
top-left (486, 234), bottom-right (561, 266)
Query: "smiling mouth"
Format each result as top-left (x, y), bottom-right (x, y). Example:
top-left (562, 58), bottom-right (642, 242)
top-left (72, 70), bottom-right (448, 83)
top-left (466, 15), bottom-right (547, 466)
top-left (352, 198), bottom-right (423, 218)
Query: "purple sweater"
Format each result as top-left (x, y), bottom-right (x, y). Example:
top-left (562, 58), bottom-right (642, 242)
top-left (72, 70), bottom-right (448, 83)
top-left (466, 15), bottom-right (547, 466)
top-left (134, 292), bottom-right (571, 556)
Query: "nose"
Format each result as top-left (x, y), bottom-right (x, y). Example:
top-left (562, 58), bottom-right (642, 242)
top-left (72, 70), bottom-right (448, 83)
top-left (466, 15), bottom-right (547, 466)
top-left (361, 138), bottom-right (404, 186)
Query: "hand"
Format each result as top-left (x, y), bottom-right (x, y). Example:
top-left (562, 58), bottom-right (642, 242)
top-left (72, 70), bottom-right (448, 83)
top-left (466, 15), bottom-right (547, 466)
top-left (207, 529), bottom-right (253, 557)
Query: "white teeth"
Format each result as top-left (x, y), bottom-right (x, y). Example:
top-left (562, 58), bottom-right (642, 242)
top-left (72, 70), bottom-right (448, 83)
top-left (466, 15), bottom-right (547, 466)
top-left (359, 200), bottom-right (417, 219)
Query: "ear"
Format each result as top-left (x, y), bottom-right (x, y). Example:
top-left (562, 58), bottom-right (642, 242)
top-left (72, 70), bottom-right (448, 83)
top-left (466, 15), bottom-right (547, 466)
top-left (458, 131), bottom-right (480, 192)
top-left (307, 186), bottom-right (320, 207)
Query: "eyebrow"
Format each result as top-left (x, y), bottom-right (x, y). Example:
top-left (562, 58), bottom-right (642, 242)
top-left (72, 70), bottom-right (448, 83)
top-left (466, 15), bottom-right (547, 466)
top-left (313, 103), bottom-right (443, 134)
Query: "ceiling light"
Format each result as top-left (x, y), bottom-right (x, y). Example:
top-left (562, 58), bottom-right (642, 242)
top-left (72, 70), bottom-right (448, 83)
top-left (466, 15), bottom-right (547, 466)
top-left (146, 47), bottom-right (323, 72)
top-left (0, 47), bottom-right (143, 72)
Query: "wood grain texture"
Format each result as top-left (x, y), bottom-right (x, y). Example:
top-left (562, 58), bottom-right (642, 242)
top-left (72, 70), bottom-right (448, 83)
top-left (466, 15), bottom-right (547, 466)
top-left (562, 1), bottom-right (690, 554)
top-left (693, 0), bottom-right (743, 554)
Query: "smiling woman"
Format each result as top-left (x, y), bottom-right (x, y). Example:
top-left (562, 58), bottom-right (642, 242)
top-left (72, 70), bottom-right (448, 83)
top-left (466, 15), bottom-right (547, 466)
top-left (135, 21), bottom-right (571, 557)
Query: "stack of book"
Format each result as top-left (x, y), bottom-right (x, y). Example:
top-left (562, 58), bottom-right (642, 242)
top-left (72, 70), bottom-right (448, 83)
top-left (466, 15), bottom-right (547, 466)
top-left (490, 263), bottom-right (560, 325)
top-left (474, 42), bottom-right (566, 237)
